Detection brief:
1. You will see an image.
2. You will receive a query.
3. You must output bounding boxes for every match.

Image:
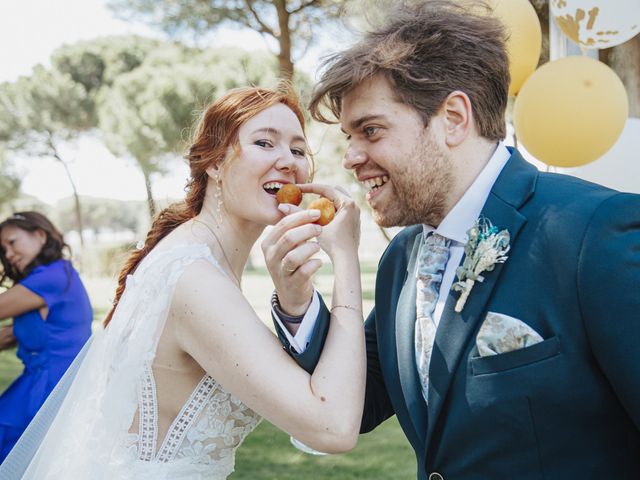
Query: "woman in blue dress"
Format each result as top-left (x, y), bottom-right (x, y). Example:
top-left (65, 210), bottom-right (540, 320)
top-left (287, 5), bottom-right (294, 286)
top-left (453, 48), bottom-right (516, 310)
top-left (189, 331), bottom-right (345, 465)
top-left (0, 211), bottom-right (92, 462)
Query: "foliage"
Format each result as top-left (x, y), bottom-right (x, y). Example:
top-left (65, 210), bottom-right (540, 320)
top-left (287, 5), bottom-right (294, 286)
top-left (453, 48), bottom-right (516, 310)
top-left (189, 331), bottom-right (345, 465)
top-left (52, 36), bottom-right (163, 94)
top-left (97, 44), bottom-right (279, 170)
top-left (0, 193), bottom-right (50, 220)
top-left (53, 196), bottom-right (147, 235)
top-left (94, 42), bottom-right (283, 216)
top-left (0, 67), bottom-right (93, 153)
top-left (0, 68), bottom-right (97, 243)
top-left (91, 242), bottom-right (136, 278)
top-left (0, 148), bottom-right (21, 211)
top-left (107, 0), bottom-right (348, 78)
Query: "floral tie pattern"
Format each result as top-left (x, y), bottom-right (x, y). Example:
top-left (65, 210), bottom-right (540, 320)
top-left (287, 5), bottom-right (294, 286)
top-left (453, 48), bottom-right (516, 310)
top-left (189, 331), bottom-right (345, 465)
top-left (415, 232), bottom-right (451, 403)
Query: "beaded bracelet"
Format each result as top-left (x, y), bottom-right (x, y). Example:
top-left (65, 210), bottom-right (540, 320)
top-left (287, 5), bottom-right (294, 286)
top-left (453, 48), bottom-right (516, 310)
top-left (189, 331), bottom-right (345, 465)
top-left (271, 291), bottom-right (305, 324)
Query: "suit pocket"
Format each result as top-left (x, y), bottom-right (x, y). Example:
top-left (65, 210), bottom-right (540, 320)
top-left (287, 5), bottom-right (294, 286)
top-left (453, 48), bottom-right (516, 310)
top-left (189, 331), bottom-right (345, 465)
top-left (471, 336), bottom-right (561, 375)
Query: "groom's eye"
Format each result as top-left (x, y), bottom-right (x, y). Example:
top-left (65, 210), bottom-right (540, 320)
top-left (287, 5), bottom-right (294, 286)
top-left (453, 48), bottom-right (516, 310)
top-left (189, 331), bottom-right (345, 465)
top-left (363, 126), bottom-right (379, 137)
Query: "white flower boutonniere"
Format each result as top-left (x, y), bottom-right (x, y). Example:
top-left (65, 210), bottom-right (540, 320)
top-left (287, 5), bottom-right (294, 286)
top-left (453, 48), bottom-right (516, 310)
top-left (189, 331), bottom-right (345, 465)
top-left (451, 217), bottom-right (510, 313)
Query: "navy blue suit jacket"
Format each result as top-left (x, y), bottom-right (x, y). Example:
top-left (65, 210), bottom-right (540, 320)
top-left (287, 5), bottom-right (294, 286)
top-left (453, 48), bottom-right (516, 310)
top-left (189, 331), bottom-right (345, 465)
top-left (275, 150), bottom-right (640, 479)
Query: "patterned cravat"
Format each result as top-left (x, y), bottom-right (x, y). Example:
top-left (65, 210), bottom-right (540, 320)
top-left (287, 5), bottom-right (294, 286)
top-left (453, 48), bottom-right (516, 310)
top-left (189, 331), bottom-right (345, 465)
top-left (415, 232), bottom-right (451, 403)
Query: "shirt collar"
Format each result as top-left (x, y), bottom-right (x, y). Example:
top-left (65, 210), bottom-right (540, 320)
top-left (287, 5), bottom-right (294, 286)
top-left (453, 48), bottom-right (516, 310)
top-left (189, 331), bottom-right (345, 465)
top-left (423, 141), bottom-right (511, 244)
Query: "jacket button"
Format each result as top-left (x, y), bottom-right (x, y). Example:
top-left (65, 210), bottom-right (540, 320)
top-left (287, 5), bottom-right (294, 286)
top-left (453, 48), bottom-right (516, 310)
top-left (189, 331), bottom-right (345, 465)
top-left (429, 473), bottom-right (444, 480)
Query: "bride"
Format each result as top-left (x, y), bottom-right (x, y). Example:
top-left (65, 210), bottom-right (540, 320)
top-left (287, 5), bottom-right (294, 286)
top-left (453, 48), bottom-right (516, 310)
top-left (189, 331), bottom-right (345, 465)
top-left (0, 85), bottom-right (365, 479)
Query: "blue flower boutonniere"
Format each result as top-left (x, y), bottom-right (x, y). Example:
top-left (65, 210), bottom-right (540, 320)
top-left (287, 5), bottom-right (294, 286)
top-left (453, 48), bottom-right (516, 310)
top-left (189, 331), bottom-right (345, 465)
top-left (451, 217), bottom-right (510, 313)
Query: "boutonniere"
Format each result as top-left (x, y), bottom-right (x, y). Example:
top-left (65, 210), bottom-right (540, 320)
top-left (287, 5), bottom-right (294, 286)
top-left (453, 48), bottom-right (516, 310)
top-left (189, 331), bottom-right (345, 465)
top-left (451, 217), bottom-right (510, 313)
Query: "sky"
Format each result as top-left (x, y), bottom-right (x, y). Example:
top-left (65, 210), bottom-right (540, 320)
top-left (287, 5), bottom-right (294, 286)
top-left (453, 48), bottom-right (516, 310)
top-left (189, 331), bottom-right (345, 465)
top-left (0, 0), bottom-right (337, 205)
top-left (1, 1), bottom-right (638, 204)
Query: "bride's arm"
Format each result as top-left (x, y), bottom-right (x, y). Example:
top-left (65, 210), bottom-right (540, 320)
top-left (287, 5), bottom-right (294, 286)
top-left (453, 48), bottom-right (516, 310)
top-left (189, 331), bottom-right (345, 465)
top-left (174, 197), bottom-right (364, 454)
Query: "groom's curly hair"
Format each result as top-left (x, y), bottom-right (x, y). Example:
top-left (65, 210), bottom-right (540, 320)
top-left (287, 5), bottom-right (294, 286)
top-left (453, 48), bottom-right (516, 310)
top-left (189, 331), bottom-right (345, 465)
top-left (104, 83), bottom-right (311, 327)
top-left (310, 0), bottom-right (510, 141)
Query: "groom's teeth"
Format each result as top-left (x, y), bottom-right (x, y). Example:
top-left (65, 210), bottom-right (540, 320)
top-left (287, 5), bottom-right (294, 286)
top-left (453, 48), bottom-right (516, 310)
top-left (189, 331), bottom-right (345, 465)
top-left (363, 176), bottom-right (389, 191)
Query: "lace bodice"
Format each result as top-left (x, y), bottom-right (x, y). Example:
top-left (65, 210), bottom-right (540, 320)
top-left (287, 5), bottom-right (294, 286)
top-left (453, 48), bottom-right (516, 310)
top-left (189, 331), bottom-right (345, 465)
top-left (116, 244), bottom-right (262, 479)
top-left (127, 362), bottom-right (261, 478)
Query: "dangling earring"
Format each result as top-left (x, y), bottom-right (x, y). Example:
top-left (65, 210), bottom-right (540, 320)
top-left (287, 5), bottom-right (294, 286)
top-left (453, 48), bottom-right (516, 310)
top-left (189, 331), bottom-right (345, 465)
top-left (214, 173), bottom-right (223, 222)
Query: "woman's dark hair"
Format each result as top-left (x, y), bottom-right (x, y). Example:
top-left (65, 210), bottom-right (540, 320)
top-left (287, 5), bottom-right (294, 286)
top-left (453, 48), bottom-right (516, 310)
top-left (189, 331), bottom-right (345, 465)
top-left (0, 211), bottom-right (70, 286)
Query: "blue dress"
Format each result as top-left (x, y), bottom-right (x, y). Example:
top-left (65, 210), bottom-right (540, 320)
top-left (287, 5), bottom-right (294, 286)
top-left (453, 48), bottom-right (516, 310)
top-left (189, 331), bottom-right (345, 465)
top-left (0, 259), bottom-right (92, 462)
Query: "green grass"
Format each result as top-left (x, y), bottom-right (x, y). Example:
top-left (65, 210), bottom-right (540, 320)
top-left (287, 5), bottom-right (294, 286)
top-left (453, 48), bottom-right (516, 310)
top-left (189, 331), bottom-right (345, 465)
top-left (233, 418), bottom-right (415, 480)
top-left (0, 349), bottom-right (23, 391)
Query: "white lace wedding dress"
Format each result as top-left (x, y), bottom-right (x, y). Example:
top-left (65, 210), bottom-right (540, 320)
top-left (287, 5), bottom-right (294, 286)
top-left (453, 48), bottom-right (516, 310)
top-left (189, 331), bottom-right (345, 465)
top-left (0, 244), bottom-right (261, 480)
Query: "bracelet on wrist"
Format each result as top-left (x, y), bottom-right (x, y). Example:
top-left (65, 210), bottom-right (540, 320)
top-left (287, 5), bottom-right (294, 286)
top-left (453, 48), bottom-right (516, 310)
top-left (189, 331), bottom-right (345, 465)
top-left (330, 304), bottom-right (362, 315)
top-left (271, 291), bottom-right (305, 324)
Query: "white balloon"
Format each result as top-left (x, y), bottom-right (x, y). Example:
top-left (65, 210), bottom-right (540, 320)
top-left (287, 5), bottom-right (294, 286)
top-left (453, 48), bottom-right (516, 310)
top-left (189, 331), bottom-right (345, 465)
top-left (550, 0), bottom-right (640, 49)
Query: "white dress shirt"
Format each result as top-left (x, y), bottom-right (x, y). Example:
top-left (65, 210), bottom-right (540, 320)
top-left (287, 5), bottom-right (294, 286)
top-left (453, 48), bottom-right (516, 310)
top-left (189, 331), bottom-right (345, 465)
top-left (425, 142), bottom-right (510, 326)
top-left (275, 142), bottom-right (511, 353)
top-left (272, 291), bottom-right (321, 352)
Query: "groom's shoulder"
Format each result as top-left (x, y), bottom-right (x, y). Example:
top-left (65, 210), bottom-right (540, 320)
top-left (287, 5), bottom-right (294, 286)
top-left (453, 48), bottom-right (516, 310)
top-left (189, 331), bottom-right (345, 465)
top-left (524, 171), bottom-right (640, 237)
top-left (532, 170), bottom-right (636, 211)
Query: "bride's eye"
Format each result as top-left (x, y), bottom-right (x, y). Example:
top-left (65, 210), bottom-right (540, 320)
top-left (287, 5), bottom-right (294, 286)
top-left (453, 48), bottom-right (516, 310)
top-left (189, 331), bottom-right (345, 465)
top-left (255, 139), bottom-right (273, 148)
top-left (290, 148), bottom-right (306, 157)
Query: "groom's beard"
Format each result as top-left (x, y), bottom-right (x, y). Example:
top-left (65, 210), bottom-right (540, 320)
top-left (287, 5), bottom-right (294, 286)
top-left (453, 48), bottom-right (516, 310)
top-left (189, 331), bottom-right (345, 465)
top-left (373, 131), bottom-right (454, 228)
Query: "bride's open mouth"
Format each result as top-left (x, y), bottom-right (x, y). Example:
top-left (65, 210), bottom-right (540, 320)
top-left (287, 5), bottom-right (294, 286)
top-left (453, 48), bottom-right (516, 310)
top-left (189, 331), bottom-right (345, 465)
top-left (262, 182), bottom-right (284, 196)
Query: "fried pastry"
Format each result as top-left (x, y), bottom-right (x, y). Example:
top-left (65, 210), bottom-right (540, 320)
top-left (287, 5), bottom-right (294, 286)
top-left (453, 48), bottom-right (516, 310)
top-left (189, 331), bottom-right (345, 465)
top-left (276, 184), bottom-right (303, 206)
top-left (307, 197), bottom-right (336, 226)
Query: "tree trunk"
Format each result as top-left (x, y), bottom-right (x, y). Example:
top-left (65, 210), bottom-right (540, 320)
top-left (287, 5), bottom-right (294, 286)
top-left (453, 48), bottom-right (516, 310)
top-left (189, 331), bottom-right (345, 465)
top-left (48, 137), bottom-right (85, 247)
top-left (275, 0), bottom-right (294, 80)
top-left (529, 0), bottom-right (549, 66)
top-left (143, 169), bottom-right (157, 218)
top-left (600, 35), bottom-right (640, 118)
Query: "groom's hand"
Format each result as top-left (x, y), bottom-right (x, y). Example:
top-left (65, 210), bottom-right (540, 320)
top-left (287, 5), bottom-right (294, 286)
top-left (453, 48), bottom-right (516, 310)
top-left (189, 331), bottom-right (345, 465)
top-left (262, 207), bottom-right (323, 316)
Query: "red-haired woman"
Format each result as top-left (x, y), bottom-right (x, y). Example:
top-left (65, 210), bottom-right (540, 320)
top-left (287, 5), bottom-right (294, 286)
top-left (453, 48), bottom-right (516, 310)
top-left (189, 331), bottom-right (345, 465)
top-left (0, 212), bottom-right (92, 462)
top-left (1, 85), bottom-right (365, 479)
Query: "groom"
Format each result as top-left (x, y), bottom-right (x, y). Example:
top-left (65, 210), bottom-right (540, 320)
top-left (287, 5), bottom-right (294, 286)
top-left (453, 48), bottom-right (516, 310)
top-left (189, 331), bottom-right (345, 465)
top-left (265, 1), bottom-right (640, 478)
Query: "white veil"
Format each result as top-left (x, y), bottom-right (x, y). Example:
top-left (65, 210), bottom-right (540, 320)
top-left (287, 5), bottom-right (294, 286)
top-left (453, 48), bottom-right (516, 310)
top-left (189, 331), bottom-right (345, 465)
top-left (0, 244), bottom-right (215, 479)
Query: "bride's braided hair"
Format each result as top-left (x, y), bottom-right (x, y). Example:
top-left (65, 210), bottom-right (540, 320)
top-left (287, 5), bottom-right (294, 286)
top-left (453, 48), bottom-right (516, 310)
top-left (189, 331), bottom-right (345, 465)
top-left (104, 84), bottom-right (308, 327)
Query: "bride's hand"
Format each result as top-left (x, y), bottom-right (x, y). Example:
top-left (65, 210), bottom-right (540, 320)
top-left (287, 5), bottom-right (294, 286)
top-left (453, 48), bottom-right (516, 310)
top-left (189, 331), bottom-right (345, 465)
top-left (262, 207), bottom-right (323, 316)
top-left (297, 183), bottom-right (361, 261)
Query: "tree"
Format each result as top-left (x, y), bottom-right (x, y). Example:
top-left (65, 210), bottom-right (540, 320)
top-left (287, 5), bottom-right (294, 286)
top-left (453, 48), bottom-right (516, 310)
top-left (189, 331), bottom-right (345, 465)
top-left (52, 36), bottom-right (162, 93)
top-left (54, 196), bottom-right (146, 235)
top-left (0, 146), bottom-right (21, 212)
top-left (50, 36), bottom-right (173, 217)
top-left (96, 44), bottom-right (282, 217)
top-left (0, 69), bottom-right (94, 245)
top-left (0, 37), bottom-right (169, 243)
top-left (107, 0), bottom-right (347, 79)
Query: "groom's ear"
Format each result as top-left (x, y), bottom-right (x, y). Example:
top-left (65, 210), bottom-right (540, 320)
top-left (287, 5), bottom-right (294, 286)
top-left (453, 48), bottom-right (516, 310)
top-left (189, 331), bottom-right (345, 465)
top-left (440, 90), bottom-right (473, 148)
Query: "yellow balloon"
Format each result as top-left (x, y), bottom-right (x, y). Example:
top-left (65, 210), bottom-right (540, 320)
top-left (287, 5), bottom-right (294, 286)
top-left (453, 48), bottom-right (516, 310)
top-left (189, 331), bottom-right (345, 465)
top-left (513, 56), bottom-right (628, 168)
top-left (490, 0), bottom-right (542, 96)
top-left (551, 0), bottom-right (640, 49)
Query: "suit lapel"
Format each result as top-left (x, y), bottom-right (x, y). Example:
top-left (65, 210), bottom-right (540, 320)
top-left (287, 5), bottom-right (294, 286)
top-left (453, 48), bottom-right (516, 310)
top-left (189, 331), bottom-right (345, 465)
top-left (395, 231), bottom-right (428, 443)
top-left (424, 150), bottom-right (537, 453)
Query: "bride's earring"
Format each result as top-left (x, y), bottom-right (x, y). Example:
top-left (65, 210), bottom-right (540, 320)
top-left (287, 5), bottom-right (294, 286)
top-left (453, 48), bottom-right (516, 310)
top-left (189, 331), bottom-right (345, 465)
top-left (214, 174), bottom-right (223, 222)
